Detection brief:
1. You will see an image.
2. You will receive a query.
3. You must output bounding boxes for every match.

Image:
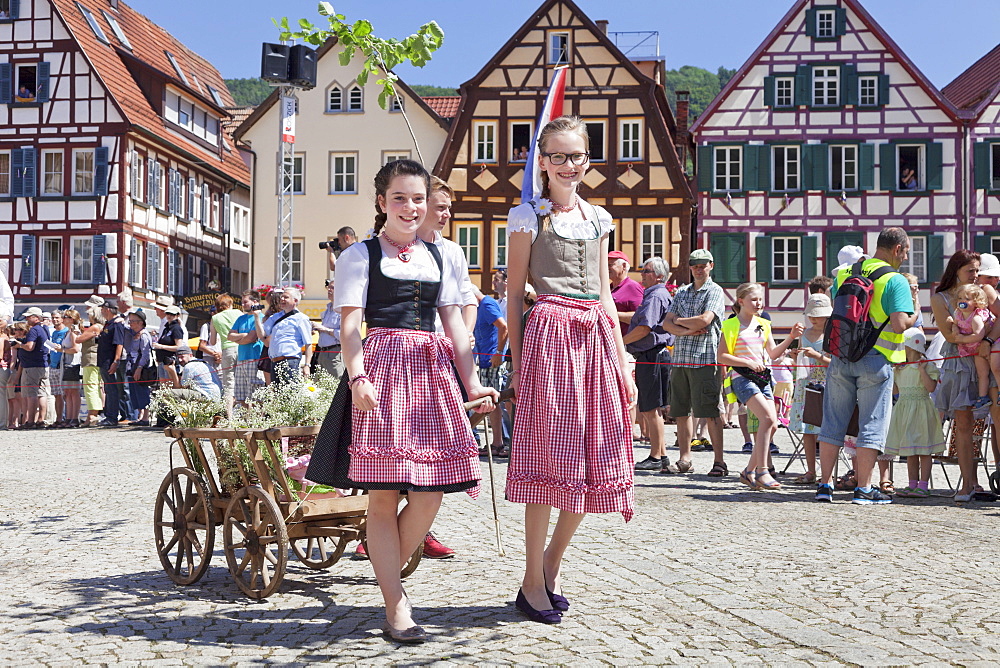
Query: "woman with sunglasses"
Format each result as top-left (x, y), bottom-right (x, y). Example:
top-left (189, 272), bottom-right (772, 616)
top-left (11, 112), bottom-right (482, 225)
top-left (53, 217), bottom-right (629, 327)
top-left (505, 116), bottom-right (637, 624)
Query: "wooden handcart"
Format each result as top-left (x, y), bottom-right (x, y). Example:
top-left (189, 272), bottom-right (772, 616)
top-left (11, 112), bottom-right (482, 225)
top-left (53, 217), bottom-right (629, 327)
top-left (153, 424), bottom-right (421, 599)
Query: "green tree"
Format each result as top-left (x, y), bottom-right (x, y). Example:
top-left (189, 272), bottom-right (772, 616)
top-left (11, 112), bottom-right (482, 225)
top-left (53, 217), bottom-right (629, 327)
top-left (663, 65), bottom-right (734, 122)
top-left (225, 78), bottom-right (272, 107)
top-left (409, 84), bottom-right (457, 97)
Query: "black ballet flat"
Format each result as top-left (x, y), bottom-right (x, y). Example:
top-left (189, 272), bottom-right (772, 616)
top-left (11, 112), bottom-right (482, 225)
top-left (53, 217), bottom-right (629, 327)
top-left (515, 588), bottom-right (562, 624)
top-left (546, 585), bottom-right (570, 612)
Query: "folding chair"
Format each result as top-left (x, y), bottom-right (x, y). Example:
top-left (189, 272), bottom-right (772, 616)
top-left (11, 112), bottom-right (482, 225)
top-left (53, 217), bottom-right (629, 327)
top-left (934, 415), bottom-right (993, 494)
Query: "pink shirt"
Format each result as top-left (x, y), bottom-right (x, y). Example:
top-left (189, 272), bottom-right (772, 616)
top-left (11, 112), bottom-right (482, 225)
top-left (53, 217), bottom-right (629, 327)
top-left (611, 277), bottom-right (644, 337)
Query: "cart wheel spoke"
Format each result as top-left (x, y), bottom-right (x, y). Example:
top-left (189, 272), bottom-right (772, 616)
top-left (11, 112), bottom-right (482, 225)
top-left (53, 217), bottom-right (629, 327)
top-left (159, 532), bottom-right (180, 557)
top-left (154, 468), bottom-right (215, 587)
top-left (223, 486), bottom-right (288, 599)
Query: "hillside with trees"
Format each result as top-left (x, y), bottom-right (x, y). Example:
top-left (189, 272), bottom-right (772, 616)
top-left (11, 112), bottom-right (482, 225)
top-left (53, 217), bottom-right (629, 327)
top-left (225, 78), bottom-right (273, 107)
top-left (664, 66), bottom-right (736, 121)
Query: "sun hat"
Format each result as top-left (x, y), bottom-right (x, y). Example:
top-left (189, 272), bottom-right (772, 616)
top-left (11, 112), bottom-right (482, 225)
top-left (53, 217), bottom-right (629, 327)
top-left (164, 305), bottom-right (181, 315)
top-left (607, 250), bottom-right (630, 264)
top-left (803, 293), bottom-right (833, 318)
top-left (23, 307), bottom-right (44, 318)
top-left (979, 253), bottom-right (1000, 278)
top-left (154, 295), bottom-right (175, 308)
top-left (84, 295), bottom-right (105, 307)
top-left (689, 249), bottom-right (714, 265)
top-left (903, 327), bottom-right (927, 353)
top-left (833, 245), bottom-right (867, 274)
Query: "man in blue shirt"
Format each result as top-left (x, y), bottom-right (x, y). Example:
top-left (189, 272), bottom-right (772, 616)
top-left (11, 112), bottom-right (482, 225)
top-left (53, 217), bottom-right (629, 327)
top-left (11, 306), bottom-right (50, 427)
top-left (256, 287), bottom-right (313, 385)
top-left (470, 287), bottom-right (508, 455)
top-left (165, 345), bottom-right (221, 402)
top-left (96, 302), bottom-right (129, 427)
top-left (227, 290), bottom-right (265, 405)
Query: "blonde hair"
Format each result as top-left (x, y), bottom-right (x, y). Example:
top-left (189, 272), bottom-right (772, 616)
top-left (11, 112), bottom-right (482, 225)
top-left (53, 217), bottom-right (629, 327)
top-left (901, 272), bottom-right (918, 286)
top-left (732, 282), bottom-right (764, 314)
top-left (430, 175), bottom-right (454, 199)
top-left (537, 116), bottom-right (589, 198)
top-left (62, 309), bottom-right (82, 327)
top-left (956, 283), bottom-right (988, 309)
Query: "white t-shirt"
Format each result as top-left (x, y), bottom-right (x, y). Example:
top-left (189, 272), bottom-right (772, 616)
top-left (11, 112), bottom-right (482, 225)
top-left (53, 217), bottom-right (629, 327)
top-left (506, 200), bottom-right (615, 242)
top-left (334, 238), bottom-right (464, 312)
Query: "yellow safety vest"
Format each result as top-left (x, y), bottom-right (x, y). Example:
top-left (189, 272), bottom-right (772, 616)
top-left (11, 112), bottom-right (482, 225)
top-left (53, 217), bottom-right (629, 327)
top-left (834, 258), bottom-right (906, 363)
top-left (720, 315), bottom-right (771, 404)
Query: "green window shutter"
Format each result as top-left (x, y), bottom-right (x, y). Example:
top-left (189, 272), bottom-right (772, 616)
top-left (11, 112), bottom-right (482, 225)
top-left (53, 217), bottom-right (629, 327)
top-left (805, 143), bottom-right (829, 191)
top-left (835, 8), bottom-right (847, 36)
top-left (926, 142), bottom-right (944, 191)
top-left (711, 233), bottom-right (747, 285)
top-left (758, 145), bottom-right (771, 192)
top-left (804, 9), bottom-right (817, 38)
top-left (794, 64), bottom-right (811, 106)
top-left (743, 144), bottom-right (759, 191)
top-left (802, 235), bottom-right (818, 281)
top-left (755, 235), bottom-right (772, 283)
top-left (973, 142), bottom-right (991, 190)
top-left (878, 74), bottom-right (890, 107)
top-left (826, 232), bottom-right (864, 276)
top-left (926, 235), bottom-right (944, 287)
top-left (697, 145), bottom-right (713, 192)
top-left (841, 64), bottom-right (858, 106)
top-left (859, 143), bottom-right (875, 191)
top-left (879, 143), bottom-right (896, 191)
top-left (974, 236), bottom-right (991, 253)
top-left (763, 76), bottom-right (775, 108)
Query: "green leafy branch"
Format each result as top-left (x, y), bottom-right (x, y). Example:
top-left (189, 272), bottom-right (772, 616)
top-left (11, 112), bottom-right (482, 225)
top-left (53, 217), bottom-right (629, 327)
top-left (273, 2), bottom-right (444, 111)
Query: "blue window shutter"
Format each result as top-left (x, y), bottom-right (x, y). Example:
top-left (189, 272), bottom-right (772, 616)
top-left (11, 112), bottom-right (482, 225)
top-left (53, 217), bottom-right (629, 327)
top-left (35, 62), bottom-right (51, 103)
top-left (879, 143), bottom-right (896, 191)
top-left (802, 235), bottom-right (818, 280)
top-left (878, 74), bottom-right (890, 107)
top-left (154, 246), bottom-right (161, 291)
top-left (199, 259), bottom-right (208, 291)
top-left (128, 151), bottom-right (137, 199)
top-left (859, 143), bottom-right (875, 191)
top-left (91, 234), bottom-right (106, 284)
top-left (146, 160), bottom-right (155, 205)
top-left (94, 146), bottom-right (108, 196)
top-left (835, 8), bottom-right (847, 36)
top-left (926, 142), bottom-right (944, 191)
top-left (201, 184), bottom-right (209, 225)
top-left (187, 176), bottom-right (195, 217)
top-left (10, 0), bottom-right (19, 19)
top-left (755, 235), bottom-right (772, 283)
top-left (21, 235), bottom-right (35, 286)
top-left (146, 242), bottom-right (155, 290)
top-left (804, 9), bottom-right (817, 38)
top-left (167, 249), bottom-right (176, 294)
top-left (21, 147), bottom-right (36, 198)
top-left (0, 64), bottom-right (11, 105)
top-left (841, 64), bottom-right (857, 106)
top-left (794, 64), bottom-right (811, 106)
top-left (11, 148), bottom-right (24, 197)
top-left (763, 76), bottom-right (775, 108)
top-left (697, 145), bottom-right (713, 191)
top-left (974, 142), bottom-right (991, 190)
top-left (223, 193), bottom-right (231, 233)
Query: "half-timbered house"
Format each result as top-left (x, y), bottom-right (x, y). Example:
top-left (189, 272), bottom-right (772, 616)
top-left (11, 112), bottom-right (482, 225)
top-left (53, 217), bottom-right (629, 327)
top-left (233, 39), bottom-right (449, 316)
top-left (691, 0), bottom-right (965, 329)
top-left (432, 0), bottom-right (694, 288)
top-left (942, 44), bottom-right (1000, 257)
top-left (0, 0), bottom-right (250, 317)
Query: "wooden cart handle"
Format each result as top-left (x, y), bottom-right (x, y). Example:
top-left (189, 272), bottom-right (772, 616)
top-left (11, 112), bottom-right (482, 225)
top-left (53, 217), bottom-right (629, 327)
top-left (463, 388), bottom-right (514, 411)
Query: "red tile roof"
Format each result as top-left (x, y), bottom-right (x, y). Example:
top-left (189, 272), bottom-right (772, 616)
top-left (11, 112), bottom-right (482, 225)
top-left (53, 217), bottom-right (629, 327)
top-left (422, 96), bottom-right (461, 121)
top-left (223, 106), bottom-right (255, 138)
top-left (51, 0), bottom-right (250, 184)
top-left (942, 43), bottom-right (1000, 115)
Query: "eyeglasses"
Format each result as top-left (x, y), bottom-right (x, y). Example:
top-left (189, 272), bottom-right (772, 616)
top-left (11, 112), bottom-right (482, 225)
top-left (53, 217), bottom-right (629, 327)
top-left (541, 152), bottom-right (590, 165)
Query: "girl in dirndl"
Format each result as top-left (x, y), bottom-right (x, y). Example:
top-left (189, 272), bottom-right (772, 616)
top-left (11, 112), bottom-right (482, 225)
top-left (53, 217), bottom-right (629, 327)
top-left (505, 117), bottom-right (638, 625)
top-left (332, 160), bottom-right (497, 642)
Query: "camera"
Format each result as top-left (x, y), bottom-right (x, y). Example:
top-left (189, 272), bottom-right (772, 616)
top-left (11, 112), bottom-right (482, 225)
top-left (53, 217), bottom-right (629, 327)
top-left (318, 239), bottom-right (341, 252)
top-left (250, 304), bottom-right (265, 311)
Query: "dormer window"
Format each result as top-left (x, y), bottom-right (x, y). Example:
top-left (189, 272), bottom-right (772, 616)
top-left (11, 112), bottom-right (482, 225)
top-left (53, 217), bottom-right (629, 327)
top-left (208, 86), bottom-right (224, 107)
top-left (165, 51), bottom-right (189, 86)
top-left (348, 84), bottom-right (363, 112)
top-left (102, 10), bottom-right (131, 49)
top-left (76, 2), bottom-right (109, 44)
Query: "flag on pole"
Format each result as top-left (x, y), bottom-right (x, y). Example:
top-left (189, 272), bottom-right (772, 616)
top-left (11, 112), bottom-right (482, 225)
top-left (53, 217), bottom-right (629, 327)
top-left (521, 66), bottom-right (569, 204)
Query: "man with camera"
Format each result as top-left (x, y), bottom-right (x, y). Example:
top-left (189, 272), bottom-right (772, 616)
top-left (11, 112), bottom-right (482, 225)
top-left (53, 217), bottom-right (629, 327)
top-left (254, 287), bottom-right (312, 385)
top-left (312, 279), bottom-right (345, 379)
top-left (322, 226), bottom-right (358, 273)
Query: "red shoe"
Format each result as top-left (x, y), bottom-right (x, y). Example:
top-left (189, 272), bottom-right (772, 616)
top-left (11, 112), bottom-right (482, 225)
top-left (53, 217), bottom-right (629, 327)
top-left (422, 532), bottom-right (455, 559)
top-left (352, 542), bottom-right (369, 560)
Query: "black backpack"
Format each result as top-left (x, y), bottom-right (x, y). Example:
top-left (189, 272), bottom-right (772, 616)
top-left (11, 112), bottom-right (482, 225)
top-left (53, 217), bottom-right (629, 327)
top-left (823, 260), bottom-right (897, 363)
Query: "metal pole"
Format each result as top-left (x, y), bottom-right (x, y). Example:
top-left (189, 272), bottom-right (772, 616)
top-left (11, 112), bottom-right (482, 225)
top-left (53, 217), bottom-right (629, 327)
top-left (276, 86), bottom-right (295, 288)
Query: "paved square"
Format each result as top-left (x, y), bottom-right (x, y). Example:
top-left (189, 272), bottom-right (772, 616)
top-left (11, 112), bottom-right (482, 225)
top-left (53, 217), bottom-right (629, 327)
top-left (2, 424), bottom-right (1000, 665)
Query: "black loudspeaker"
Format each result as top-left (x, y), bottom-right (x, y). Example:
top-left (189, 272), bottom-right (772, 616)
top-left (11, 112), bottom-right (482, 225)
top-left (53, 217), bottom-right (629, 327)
top-left (288, 44), bottom-right (318, 89)
top-left (261, 43), bottom-right (290, 84)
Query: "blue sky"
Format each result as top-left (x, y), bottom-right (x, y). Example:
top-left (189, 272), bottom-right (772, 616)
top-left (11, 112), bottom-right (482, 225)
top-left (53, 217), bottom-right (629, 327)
top-left (126, 0), bottom-right (1000, 90)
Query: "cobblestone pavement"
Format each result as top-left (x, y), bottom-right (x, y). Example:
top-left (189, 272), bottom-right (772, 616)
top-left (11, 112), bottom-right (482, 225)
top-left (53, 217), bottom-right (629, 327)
top-left (3, 423), bottom-right (1000, 666)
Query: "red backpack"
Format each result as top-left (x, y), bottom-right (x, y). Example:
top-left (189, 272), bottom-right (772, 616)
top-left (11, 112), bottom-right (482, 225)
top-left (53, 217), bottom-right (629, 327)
top-left (823, 260), bottom-right (897, 363)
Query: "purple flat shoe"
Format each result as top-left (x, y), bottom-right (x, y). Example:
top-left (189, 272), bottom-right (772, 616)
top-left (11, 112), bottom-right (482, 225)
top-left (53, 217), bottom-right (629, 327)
top-left (546, 585), bottom-right (569, 612)
top-left (515, 589), bottom-right (562, 624)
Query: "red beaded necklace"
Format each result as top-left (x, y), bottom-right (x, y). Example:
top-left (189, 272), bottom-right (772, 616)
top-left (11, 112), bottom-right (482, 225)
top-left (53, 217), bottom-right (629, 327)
top-left (382, 233), bottom-right (418, 262)
top-left (550, 195), bottom-right (578, 214)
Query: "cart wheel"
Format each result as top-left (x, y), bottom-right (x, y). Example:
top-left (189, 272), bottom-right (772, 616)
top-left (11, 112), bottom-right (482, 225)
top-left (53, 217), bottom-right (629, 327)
top-left (291, 535), bottom-right (349, 570)
top-left (223, 486), bottom-right (289, 599)
top-left (400, 542), bottom-right (422, 579)
top-left (153, 467), bottom-right (215, 585)
top-left (989, 471), bottom-right (1000, 495)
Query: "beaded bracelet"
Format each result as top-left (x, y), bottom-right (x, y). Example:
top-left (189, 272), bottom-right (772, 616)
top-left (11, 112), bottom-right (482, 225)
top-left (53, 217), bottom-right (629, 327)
top-left (348, 373), bottom-right (369, 387)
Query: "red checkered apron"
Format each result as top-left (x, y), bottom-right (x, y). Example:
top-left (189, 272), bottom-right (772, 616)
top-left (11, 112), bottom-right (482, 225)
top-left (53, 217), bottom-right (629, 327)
top-left (349, 327), bottom-right (481, 497)
top-left (506, 295), bottom-right (635, 521)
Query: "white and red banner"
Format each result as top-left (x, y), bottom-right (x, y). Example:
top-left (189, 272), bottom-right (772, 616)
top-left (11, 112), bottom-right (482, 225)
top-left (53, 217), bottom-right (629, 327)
top-left (281, 96), bottom-right (296, 144)
top-left (521, 66), bottom-right (568, 204)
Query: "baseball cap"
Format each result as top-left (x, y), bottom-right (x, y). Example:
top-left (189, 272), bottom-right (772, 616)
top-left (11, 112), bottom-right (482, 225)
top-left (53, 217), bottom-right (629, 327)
top-left (84, 295), bottom-right (105, 307)
top-left (607, 250), bottom-right (630, 264)
top-left (689, 249), bottom-right (714, 265)
top-left (903, 327), bottom-right (927, 353)
top-left (979, 253), bottom-right (1000, 278)
top-left (23, 307), bottom-right (44, 318)
top-left (833, 245), bottom-right (867, 274)
top-left (164, 305), bottom-right (181, 315)
top-left (803, 293), bottom-right (833, 318)
top-left (154, 295), bottom-right (175, 308)
top-left (175, 344), bottom-right (193, 356)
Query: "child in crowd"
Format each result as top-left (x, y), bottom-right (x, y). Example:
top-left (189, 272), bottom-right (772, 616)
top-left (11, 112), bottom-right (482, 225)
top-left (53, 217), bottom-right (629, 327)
top-left (718, 283), bottom-right (803, 490)
top-left (949, 283), bottom-right (994, 409)
top-left (787, 293), bottom-right (832, 485)
top-left (885, 328), bottom-right (945, 497)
